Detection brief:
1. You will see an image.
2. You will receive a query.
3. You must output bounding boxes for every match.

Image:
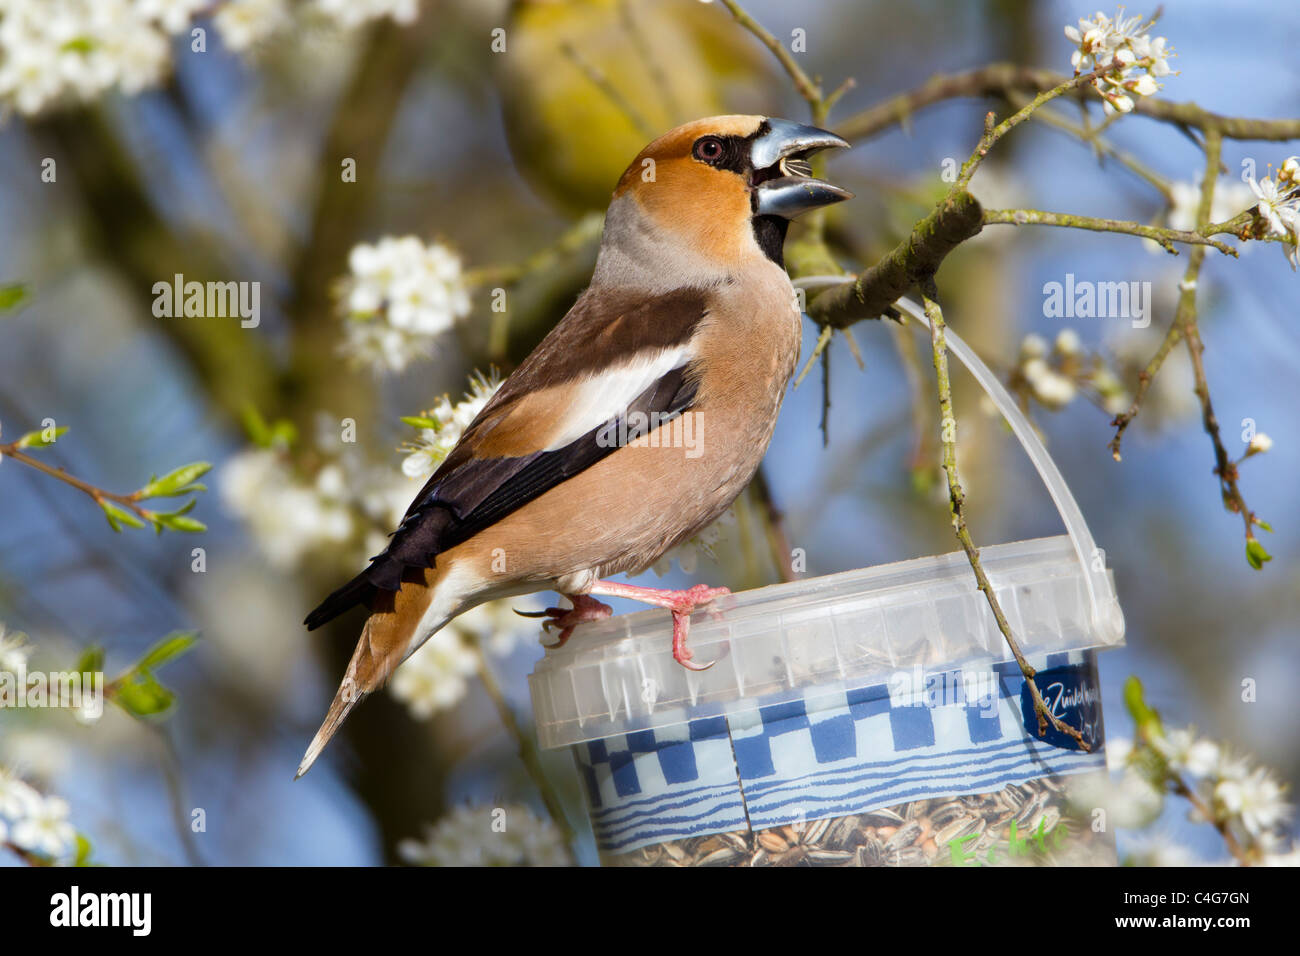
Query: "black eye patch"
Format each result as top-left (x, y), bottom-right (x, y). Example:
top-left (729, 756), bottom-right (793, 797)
top-left (691, 134), bottom-right (749, 174)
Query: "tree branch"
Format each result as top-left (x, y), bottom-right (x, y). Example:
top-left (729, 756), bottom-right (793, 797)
top-left (983, 207), bottom-right (1239, 255)
top-left (835, 63), bottom-right (1300, 143)
top-left (922, 285), bottom-right (1087, 749)
top-left (808, 190), bottom-right (985, 328)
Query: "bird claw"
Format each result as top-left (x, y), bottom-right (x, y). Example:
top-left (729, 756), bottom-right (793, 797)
top-left (669, 587), bottom-right (731, 671)
top-left (534, 594), bottom-right (613, 650)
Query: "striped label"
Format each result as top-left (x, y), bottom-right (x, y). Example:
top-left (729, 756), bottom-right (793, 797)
top-left (573, 651), bottom-right (1106, 854)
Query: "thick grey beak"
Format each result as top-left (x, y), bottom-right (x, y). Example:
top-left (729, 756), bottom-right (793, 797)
top-left (751, 118), bottom-right (853, 219)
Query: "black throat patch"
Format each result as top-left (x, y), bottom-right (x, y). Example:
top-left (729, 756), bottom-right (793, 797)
top-left (752, 215), bottom-right (789, 267)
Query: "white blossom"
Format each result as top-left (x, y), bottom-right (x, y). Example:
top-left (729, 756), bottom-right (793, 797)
top-left (449, 597), bottom-right (546, 658)
top-left (1153, 728), bottom-right (1219, 777)
top-left (1091, 366), bottom-right (1129, 415)
top-left (313, 0), bottom-right (419, 30)
top-left (339, 237), bottom-right (472, 373)
top-left (1018, 333), bottom-right (1048, 360)
top-left (1124, 831), bottom-right (1197, 867)
top-left (1261, 845), bottom-right (1300, 867)
top-left (1064, 8), bottom-right (1175, 114)
top-left (1022, 356), bottom-right (1078, 408)
top-left (1164, 176), bottom-right (1257, 239)
top-left (0, 621), bottom-right (30, 673)
top-left (1215, 767), bottom-right (1291, 839)
top-left (0, 0), bottom-right (172, 116)
top-left (220, 448), bottom-right (355, 570)
top-left (398, 804), bottom-right (570, 867)
top-left (388, 629), bottom-right (478, 719)
top-left (400, 372), bottom-right (501, 479)
top-left (1247, 432), bottom-right (1273, 456)
top-left (10, 793), bottom-right (76, 858)
top-left (213, 0), bottom-right (292, 52)
top-left (1071, 763), bottom-right (1164, 829)
top-left (133, 0), bottom-right (207, 34)
top-left (1104, 736), bottom-right (1133, 771)
top-left (0, 0), bottom-right (429, 115)
top-left (0, 768), bottom-right (41, 821)
top-left (1054, 328), bottom-right (1082, 357)
top-left (1244, 161), bottom-right (1300, 270)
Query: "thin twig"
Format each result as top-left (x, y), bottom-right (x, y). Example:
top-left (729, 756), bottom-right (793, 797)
top-left (1174, 131), bottom-right (1266, 560)
top-left (470, 643), bottom-right (577, 856)
top-left (718, 0), bottom-right (822, 107)
top-left (1014, 97), bottom-right (1174, 201)
top-left (922, 284), bottom-right (1087, 750)
top-left (983, 207), bottom-right (1238, 255)
top-left (1, 443), bottom-right (152, 521)
top-left (1108, 321), bottom-right (1184, 460)
top-left (953, 63), bottom-right (1134, 192)
top-left (750, 464), bottom-right (794, 583)
top-left (794, 324), bottom-right (832, 387)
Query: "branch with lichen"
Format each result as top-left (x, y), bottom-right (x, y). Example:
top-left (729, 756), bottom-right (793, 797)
top-left (922, 285), bottom-right (1087, 749)
top-left (982, 207), bottom-right (1239, 255)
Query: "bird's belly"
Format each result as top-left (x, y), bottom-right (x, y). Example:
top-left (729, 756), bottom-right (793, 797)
top-left (446, 395), bottom-right (785, 592)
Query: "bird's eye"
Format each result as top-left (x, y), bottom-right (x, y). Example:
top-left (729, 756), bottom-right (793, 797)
top-left (693, 136), bottom-right (725, 164)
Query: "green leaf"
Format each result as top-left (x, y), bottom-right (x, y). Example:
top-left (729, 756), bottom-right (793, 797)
top-left (138, 461), bottom-right (212, 499)
top-left (240, 403), bottom-right (296, 449)
top-left (401, 415), bottom-right (441, 430)
top-left (74, 644), bottom-right (105, 675)
top-left (134, 632), bottom-right (198, 673)
top-left (1122, 675), bottom-right (1163, 739)
top-left (14, 426), bottom-right (69, 449)
top-left (107, 632), bottom-right (197, 719)
top-left (1245, 538), bottom-right (1272, 570)
top-left (73, 834), bottom-right (94, 867)
top-left (100, 500), bottom-right (145, 532)
top-left (112, 670), bottom-right (176, 717)
top-left (158, 512), bottom-right (207, 533)
top-left (0, 283), bottom-right (28, 313)
top-left (1255, 519), bottom-right (1273, 533)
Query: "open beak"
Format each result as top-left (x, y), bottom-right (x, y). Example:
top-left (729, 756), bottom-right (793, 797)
top-left (751, 118), bottom-right (853, 219)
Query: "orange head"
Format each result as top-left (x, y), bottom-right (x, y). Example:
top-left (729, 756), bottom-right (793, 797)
top-left (594, 115), bottom-right (852, 287)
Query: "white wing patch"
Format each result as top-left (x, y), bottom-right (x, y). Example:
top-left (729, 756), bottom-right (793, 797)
top-left (543, 345), bottom-right (693, 451)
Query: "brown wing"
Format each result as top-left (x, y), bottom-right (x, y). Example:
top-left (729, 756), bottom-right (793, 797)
top-left (304, 286), bottom-right (708, 629)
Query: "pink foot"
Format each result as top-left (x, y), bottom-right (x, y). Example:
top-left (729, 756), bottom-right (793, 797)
top-left (522, 594), bottom-right (613, 648)
top-left (587, 581), bottom-right (731, 670)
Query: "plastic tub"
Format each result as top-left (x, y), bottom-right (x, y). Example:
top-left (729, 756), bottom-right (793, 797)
top-left (528, 298), bottom-right (1125, 866)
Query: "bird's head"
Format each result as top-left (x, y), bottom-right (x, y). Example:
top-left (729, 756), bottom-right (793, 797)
top-left (601, 115), bottom-right (852, 282)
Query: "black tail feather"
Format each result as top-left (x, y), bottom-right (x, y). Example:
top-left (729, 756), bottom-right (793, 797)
top-left (304, 574), bottom-right (379, 631)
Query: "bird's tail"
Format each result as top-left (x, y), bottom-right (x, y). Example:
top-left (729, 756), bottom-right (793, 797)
top-left (296, 612), bottom-right (389, 778)
top-left (297, 569), bottom-right (452, 778)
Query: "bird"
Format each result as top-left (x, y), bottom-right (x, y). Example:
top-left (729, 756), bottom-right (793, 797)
top-left (298, 115), bottom-right (851, 778)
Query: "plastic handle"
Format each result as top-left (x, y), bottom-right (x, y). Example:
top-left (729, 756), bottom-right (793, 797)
top-left (894, 296), bottom-right (1125, 644)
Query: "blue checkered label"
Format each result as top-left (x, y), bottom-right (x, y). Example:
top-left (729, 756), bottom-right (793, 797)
top-left (575, 651), bottom-right (1107, 854)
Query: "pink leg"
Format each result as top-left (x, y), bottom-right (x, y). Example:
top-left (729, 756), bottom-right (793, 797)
top-left (587, 581), bottom-right (731, 671)
top-left (521, 593), bottom-right (612, 648)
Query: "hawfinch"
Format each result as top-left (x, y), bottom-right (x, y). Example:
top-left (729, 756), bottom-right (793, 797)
top-left (299, 115), bottom-right (851, 777)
